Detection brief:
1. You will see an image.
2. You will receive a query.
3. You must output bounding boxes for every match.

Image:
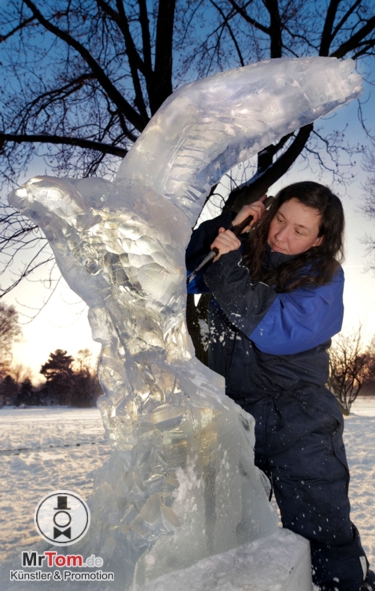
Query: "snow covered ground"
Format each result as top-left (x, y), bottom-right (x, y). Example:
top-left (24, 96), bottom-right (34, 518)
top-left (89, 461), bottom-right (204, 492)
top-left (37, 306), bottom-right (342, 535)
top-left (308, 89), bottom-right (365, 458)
top-left (341, 397), bottom-right (375, 566)
top-left (0, 397), bottom-right (374, 589)
top-left (0, 407), bottom-right (110, 564)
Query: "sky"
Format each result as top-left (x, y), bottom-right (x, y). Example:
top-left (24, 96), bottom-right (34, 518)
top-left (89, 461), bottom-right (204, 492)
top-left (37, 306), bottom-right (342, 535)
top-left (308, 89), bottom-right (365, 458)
top-left (2, 59), bottom-right (375, 383)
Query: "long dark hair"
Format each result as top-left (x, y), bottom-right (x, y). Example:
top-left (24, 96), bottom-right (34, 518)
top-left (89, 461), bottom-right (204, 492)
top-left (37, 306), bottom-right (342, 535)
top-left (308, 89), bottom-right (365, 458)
top-left (241, 181), bottom-right (345, 292)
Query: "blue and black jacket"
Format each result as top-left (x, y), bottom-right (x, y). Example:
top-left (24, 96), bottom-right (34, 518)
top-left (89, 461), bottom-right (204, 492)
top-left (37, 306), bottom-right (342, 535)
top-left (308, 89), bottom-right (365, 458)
top-left (186, 212), bottom-right (344, 399)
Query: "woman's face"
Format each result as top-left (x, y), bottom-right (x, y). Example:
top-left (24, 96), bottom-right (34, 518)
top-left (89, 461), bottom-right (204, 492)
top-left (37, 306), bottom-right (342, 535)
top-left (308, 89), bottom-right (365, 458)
top-left (267, 197), bottom-right (323, 255)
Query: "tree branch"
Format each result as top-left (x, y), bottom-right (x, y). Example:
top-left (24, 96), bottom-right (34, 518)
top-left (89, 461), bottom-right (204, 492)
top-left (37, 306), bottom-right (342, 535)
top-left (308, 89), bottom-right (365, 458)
top-left (209, 0), bottom-right (245, 66)
top-left (0, 132), bottom-right (127, 157)
top-left (150, 0), bottom-right (176, 114)
top-left (0, 15), bottom-right (35, 42)
top-left (138, 0), bottom-right (153, 79)
top-left (95, 0), bottom-right (149, 122)
top-left (263, 0), bottom-right (283, 58)
top-left (331, 15), bottom-right (375, 58)
top-left (224, 125), bottom-right (314, 211)
top-left (319, 0), bottom-right (341, 56)
top-left (11, 74), bottom-right (95, 132)
top-left (331, 0), bottom-right (362, 43)
top-left (23, 0), bottom-right (148, 131)
top-left (114, 0), bottom-right (149, 120)
top-left (226, 0), bottom-right (270, 35)
top-left (352, 39), bottom-right (375, 59)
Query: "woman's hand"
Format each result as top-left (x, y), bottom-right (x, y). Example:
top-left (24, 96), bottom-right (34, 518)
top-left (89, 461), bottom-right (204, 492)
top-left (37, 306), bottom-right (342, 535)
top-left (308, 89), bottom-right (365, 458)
top-left (231, 195), bottom-right (267, 233)
top-left (211, 228), bottom-right (241, 261)
top-left (210, 196), bottom-right (267, 261)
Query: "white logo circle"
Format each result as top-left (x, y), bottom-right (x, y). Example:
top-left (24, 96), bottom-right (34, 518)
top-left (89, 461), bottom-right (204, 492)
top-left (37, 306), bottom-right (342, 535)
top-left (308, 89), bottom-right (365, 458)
top-left (34, 491), bottom-right (90, 546)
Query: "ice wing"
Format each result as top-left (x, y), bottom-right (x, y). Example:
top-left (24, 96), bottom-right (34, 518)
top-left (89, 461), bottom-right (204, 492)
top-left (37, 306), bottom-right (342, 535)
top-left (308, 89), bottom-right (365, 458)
top-left (117, 57), bottom-right (362, 225)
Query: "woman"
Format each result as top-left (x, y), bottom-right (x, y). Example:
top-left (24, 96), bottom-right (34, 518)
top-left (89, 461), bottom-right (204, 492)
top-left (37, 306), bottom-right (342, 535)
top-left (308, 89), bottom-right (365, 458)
top-left (186, 181), bottom-right (374, 591)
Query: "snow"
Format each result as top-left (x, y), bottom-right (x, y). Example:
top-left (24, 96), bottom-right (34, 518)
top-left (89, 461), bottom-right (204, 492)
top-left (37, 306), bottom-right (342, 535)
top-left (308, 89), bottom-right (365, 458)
top-left (342, 398), bottom-right (375, 566)
top-left (0, 407), bottom-right (110, 563)
top-left (0, 398), bottom-right (374, 589)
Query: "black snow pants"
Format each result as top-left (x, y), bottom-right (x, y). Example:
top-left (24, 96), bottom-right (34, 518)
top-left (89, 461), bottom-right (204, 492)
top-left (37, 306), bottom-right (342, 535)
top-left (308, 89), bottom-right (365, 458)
top-left (233, 384), bottom-right (372, 591)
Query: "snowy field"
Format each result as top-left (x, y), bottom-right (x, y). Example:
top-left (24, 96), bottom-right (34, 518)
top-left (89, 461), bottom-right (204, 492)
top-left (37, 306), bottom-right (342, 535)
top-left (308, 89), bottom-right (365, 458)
top-left (0, 397), bottom-right (374, 589)
top-left (0, 407), bottom-right (110, 565)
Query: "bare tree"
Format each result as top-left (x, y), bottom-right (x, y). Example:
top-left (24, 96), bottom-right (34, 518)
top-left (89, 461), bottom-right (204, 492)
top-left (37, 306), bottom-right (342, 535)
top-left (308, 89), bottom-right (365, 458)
top-left (0, 374), bottom-right (19, 406)
top-left (328, 326), bottom-right (375, 414)
top-left (0, 302), bottom-right (22, 377)
top-left (361, 137), bottom-right (375, 266)
top-left (71, 349), bottom-right (103, 407)
top-left (190, 0), bottom-right (375, 209)
top-left (0, 0), bottom-right (179, 295)
top-left (40, 348), bottom-right (74, 405)
top-left (15, 377), bottom-right (37, 407)
top-left (73, 348), bottom-right (95, 373)
top-left (7, 361), bottom-right (33, 385)
top-left (39, 348), bottom-right (101, 406)
top-left (0, 0), bottom-right (374, 298)
top-left (71, 348), bottom-right (103, 406)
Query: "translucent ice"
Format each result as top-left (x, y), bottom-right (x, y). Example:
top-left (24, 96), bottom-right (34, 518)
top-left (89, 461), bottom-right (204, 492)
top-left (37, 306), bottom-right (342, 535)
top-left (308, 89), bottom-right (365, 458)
top-left (10, 57), bottom-right (361, 589)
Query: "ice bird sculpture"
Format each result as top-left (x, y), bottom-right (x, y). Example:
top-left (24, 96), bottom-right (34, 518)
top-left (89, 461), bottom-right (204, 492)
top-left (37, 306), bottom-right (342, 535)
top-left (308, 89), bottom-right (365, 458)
top-left (10, 57), bottom-right (362, 589)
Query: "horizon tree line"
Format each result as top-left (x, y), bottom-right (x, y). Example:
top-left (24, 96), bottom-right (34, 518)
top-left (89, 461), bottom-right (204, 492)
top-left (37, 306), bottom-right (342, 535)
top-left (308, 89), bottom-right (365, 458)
top-left (1, 300), bottom-right (375, 413)
top-left (0, 303), bottom-right (102, 406)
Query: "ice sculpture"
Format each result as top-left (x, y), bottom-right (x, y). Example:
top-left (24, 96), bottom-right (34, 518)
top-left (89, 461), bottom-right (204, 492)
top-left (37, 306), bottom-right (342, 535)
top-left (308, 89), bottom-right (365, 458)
top-left (10, 57), bottom-right (361, 589)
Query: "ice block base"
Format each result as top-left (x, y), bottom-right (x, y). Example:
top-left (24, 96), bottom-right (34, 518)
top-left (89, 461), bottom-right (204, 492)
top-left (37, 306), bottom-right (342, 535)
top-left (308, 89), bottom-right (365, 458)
top-left (138, 528), bottom-right (312, 591)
